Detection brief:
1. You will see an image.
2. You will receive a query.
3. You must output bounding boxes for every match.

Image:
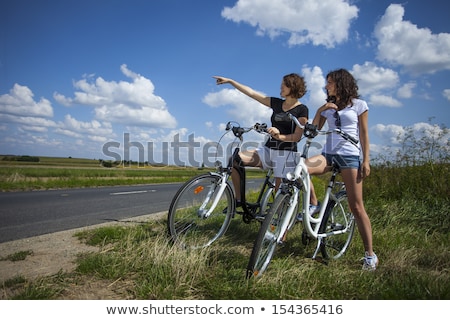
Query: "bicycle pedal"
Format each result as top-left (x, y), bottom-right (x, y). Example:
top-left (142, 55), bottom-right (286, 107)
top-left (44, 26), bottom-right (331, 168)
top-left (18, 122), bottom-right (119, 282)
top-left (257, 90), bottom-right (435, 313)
top-left (331, 223), bottom-right (344, 231)
top-left (255, 214), bottom-right (265, 222)
top-left (277, 240), bottom-right (285, 247)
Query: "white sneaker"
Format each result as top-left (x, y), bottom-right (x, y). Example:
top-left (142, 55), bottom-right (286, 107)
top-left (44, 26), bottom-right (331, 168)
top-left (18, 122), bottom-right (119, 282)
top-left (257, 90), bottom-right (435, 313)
top-left (309, 203), bottom-right (320, 216)
top-left (296, 203), bottom-right (320, 221)
top-left (362, 252), bottom-right (378, 271)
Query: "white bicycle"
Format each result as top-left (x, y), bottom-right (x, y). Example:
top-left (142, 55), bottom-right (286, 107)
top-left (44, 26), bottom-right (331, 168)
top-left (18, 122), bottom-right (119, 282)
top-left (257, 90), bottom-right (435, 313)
top-left (247, 113), bottom-right (358, 278)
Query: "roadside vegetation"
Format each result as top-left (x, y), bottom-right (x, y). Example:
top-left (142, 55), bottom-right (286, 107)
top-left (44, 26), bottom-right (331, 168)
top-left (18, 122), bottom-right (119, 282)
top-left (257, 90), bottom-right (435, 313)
top-left (1, 123), bottom-right (448, 299)
top-left (0, 157), bottom-right (265, 191)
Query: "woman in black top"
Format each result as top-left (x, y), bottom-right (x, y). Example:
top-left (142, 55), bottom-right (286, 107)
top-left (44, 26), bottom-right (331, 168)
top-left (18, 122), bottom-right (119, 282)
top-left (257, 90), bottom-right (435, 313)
top-left (213, 74), bottom-right (308, 204)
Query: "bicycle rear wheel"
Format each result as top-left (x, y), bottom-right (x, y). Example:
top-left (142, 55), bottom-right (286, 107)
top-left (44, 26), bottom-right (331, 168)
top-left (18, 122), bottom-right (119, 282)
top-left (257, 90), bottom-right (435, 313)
top-left (247, 192), bottom-right (291, 278)
top-left (167, 173), bottom-right (233, 249)
top-left (319, 191), bottom-right (355, 259)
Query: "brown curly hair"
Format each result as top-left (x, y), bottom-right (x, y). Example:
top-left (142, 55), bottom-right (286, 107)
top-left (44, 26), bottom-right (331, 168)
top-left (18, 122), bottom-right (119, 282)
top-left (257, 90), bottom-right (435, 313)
top-left (283, 73), bottom-right (307, 99)
top-left (326, 69), bottom-right (360, 109)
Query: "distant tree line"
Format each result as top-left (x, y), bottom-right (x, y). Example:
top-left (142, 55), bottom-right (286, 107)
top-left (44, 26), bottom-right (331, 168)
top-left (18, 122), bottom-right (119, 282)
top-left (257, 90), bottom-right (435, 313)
top-left (2, 155), bottom-right (40, 162)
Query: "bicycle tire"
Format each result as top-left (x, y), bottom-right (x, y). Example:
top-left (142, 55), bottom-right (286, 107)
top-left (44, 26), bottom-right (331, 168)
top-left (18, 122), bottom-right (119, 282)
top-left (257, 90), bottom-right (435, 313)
top-left (246, 192), bottom-right (291, 278)
top-left (167, 173), bottom-right (233, 249)
top-left (319, 191), bottom-right (355, 259)
top-left (257, 185), bottom-right (275, 220)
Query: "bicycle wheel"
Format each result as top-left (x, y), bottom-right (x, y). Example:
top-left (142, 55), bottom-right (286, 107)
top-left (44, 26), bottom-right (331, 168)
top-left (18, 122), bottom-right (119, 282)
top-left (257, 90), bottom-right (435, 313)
top-left (319, 191), bottom-right (355, 259)
top-left (167, 173), bottom-right (234, 249)
top-left (256, 185), bottom-right (275, 221)
top-left (247, 192), bottom-right (291, 278)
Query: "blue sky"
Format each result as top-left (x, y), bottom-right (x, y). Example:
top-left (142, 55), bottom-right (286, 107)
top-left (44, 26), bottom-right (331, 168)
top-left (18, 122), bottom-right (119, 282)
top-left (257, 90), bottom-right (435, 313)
top-left (1, 0), bottom-right (449, 166)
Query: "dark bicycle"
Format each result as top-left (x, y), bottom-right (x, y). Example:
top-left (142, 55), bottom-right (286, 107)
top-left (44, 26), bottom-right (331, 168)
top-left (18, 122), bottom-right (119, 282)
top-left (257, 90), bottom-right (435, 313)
top-left (167, 122), bottom-right (275, 249)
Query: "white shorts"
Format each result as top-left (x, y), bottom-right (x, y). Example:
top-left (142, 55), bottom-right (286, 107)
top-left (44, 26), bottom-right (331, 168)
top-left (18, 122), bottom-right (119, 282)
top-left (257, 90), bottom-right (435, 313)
top-left (256, 146), bottom-right (298, 178)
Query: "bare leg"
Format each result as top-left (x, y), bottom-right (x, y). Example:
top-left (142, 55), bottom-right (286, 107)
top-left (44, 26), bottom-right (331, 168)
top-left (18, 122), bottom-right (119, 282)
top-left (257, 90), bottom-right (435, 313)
top-left (340, 168), bottom-right (374, 256)
top-left (231, 150), bottom-right (263, 202)
top-left (309, 181), bottom-right (318, 206)
top-left (306, 154), bottom-right (329, 206)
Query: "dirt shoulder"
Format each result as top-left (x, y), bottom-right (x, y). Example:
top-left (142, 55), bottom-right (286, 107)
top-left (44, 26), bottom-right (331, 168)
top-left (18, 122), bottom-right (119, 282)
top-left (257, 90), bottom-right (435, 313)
top-left (0, 212), bottom-right (166, 299)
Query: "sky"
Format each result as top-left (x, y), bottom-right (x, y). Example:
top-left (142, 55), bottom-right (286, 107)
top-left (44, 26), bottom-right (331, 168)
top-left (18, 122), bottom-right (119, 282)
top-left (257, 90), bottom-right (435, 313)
top-left (1, 0), bottom-right (449, 166)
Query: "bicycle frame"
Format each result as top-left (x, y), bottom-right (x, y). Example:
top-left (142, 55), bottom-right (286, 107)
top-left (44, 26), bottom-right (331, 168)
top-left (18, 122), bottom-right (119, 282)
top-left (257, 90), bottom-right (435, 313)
top-left (246, 113), bottom-right (360, 276)
top-left (199, 122), bottom-right (273, 221)
top-left (200, 172), bottom-right (231, 219)
top-left (272, 114), bottom-right (358, 243)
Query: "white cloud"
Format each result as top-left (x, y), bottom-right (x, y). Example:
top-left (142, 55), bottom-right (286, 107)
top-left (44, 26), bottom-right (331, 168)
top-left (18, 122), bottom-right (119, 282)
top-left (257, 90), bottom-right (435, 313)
top-left (369, 95), bottom-right (402, 108)
top-left (397, 82), bottom-right (416, 99)
top-left (0, 84), bottom-right (54, 118)
top-left (53, 92), bottom-right (72, 107)
top-left (351, 62), bottom-right (399, 95)
top-left (54, 64), bottom-right (177, 128)
top-left (221, 0), bottom-right (358, 48)
top-left (301, 65), bottom-right (327, 111)
top-left (202, 88), bottom-right (272, 125)
top-left (349, 62), bottom-right (403, 107)
top-left (53, 128), bottom-right (83, 139)
top-left (372, 122), bottom-right (449, 154)
top-left (372, 123), bottom-right (406, 145)
top-left (443, 89), bottom-right (450, 101)
top-left (18, 125), bottom-right (49, 133)
top-left (0, 113), bottom-right (57, 128)
top-left (374, 4), bottom-right (450, 74)
top-left (60, 114), bottom-right (114, 137)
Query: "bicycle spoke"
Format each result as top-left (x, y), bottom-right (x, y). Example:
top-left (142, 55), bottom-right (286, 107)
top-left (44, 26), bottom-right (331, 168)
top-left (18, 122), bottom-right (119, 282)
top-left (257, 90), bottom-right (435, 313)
top-left (167, 174), bottom-right (233, 249)
top-left (320, 191), bottom-right (355, 260)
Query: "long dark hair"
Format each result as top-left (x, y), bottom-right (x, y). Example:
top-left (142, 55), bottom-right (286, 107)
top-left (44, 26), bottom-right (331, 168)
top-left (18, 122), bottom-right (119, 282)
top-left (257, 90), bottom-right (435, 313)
top-left (327, 69), bottom-right (359, 109)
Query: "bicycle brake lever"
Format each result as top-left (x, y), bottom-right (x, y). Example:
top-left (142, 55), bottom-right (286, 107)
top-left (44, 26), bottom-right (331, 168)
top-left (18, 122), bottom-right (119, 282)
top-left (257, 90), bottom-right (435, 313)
top-left (336, 129), bottom-right (359, 145)
top-left (304, 123), bottom-right (318, 138)
top-left (254, 123), bottom-right (268, 133)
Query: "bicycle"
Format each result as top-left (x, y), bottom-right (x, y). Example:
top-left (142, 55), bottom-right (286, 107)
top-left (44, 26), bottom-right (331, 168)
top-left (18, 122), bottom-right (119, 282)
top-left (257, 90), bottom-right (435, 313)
top-left (167, 121), bottom-right (276, 249)
top-left (247, 113), bottom-right (359, 278)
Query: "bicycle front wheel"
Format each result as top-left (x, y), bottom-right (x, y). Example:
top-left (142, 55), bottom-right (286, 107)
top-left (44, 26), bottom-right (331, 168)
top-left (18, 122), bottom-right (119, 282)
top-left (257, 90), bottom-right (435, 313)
top-left (247, 192), bottom-right (291, 278)
top-left (167, 173), bottom-right (234, 249)
top-left (257, 185), bottom-right (275, 220)
top-left (319, 191), bottom-right (355, 259)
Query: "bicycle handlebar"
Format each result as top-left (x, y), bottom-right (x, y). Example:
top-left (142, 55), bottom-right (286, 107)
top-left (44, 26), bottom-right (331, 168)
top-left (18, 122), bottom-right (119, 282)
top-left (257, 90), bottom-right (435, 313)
top-left (276, 112), bottom-right (359, 146)
top-left (225, 121), bottom-right (268, 138)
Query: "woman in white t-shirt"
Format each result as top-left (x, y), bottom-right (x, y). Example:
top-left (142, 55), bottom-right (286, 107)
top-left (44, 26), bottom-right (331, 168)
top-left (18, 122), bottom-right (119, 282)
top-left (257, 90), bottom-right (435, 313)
top-left (307, 69), bottom-right (378, 271)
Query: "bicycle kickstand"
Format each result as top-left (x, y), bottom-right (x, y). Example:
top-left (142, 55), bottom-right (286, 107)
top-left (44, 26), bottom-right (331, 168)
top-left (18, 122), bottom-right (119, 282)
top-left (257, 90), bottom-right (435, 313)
top-left (311, 237), bottom-right (323, 260)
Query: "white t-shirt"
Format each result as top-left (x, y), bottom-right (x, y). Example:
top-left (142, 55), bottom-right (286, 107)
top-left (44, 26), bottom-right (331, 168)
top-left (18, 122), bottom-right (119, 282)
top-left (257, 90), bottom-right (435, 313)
top-left (321, 98), bottom-right (368, 156)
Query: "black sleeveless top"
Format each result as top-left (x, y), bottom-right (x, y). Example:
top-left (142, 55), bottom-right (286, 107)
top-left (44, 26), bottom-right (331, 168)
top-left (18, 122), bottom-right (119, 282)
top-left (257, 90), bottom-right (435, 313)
top-left (264, 97), bottom-right (308, 151)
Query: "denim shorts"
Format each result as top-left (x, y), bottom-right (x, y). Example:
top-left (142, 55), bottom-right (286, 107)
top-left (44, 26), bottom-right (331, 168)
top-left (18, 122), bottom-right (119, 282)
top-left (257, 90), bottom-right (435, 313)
top-left (323, 153), bottom-right (360, 169)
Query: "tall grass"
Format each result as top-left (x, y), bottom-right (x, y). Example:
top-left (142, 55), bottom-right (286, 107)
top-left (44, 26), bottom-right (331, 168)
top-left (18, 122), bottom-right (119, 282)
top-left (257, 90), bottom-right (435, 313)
top-left (3, 158), bottom-right (448, 299)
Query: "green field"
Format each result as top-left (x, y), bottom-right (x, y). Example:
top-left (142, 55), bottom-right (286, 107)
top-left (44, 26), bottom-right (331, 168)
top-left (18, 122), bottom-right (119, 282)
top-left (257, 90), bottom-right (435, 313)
top-left (1, 143), bottom-right (449, 299)
top-left (0, 155), bottom-right (265, 191)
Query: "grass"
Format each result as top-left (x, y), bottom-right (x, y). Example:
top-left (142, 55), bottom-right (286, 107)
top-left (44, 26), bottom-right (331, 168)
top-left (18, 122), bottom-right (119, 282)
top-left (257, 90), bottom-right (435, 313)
top-left (0, 156), bottom-right (266, 191)
top-left (1, 156), bottom-right (449, 299)
top-left (0, 250), bottom-right (33, 262)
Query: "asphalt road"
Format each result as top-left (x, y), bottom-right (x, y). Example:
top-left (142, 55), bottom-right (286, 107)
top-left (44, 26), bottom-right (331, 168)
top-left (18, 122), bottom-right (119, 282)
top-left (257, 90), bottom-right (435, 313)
top-left (0, 183), bottom-right (181, 243)
top-left (0, 179), bottom-right (264, 243)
